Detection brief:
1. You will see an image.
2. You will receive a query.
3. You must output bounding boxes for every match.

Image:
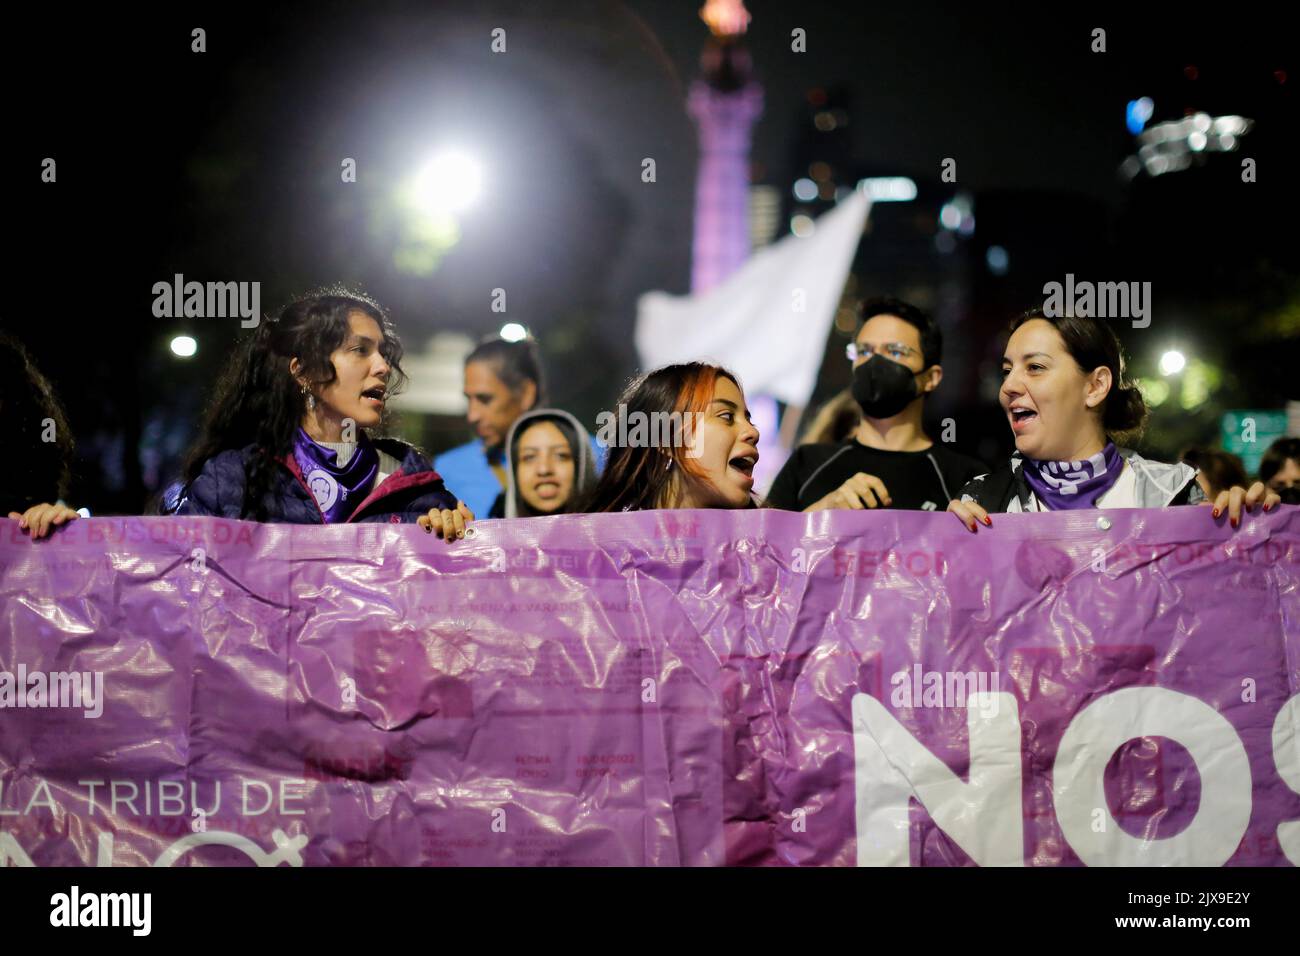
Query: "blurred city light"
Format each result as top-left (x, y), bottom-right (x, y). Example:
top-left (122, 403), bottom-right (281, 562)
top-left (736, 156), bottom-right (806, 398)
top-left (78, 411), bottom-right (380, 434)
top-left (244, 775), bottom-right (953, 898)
top-left (1141, 379), bottom-right (1170, 407)
top-left (793, 177), bottom-right (818, 201)
top-left (1179, 361), bottom-right (1212, 409)
top-left (856, 177), bottom-right (917, 202)
top-left (700, 0), bottom-right (751, 36)
top-left (985, 245), bottom-right (1009, 275)
top-left (790, 214), bottom-right (815, 237)
top-left (499, 322), bottom-right (528, 342)
top-left (1125, 96), bottom-right (1155, 135)
top-left (169, 335), bottom-right (197, 358)
top-left (1159, 350), bottom-right (1187, 376)
top-left (938, 192), bottom-right (974, 233)
top-left (1127, 114), bottom-right (1252, 178)
top-left (411, 151), bottom-right (483, 215)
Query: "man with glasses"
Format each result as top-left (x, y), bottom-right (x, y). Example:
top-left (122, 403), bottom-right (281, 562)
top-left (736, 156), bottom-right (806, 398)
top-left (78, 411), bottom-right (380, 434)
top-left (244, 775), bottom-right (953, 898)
top-left (766, 298), bottom-right (985, 512)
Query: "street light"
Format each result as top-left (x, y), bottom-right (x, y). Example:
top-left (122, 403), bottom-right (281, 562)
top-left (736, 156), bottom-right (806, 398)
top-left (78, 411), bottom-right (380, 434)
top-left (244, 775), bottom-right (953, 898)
top-left (170, 335), bottom-right (197, 358)
top-left (411, 151), bottom-right (483, 216)
top-left (1159, 350), bottom-right (1186, 376)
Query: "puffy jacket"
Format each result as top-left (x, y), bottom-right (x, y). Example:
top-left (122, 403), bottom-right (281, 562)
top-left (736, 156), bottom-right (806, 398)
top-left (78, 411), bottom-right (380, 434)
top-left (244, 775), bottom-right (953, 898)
top-left (174, 438), bottom-right (459, 524)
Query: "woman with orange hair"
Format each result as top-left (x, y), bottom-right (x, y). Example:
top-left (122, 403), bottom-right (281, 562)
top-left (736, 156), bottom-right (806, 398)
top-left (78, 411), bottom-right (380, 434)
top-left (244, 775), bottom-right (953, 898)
top-left (583, 363), bottom-right (760, 512)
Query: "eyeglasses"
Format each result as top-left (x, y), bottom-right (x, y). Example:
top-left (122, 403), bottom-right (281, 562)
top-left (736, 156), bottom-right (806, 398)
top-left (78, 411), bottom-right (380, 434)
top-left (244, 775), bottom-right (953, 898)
top-left (846, 341), bottom-right (919, 363)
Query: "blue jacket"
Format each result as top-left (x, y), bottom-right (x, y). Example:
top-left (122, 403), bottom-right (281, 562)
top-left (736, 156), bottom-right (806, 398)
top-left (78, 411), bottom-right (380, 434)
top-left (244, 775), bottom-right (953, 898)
top-left (175, 439), bottom-right (459, 524)
top-left (435, 435), bottom-right (606, 519)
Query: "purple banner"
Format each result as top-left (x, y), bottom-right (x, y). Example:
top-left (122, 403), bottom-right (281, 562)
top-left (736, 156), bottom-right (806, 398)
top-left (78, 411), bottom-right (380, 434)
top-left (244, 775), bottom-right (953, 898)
top-left (2, 509), bottom-right (1298, 866)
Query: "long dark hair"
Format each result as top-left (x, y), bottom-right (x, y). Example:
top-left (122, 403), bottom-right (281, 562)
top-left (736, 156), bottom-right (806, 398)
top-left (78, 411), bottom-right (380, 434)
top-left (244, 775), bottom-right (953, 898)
top-left (0, 334), bottom-right (75, 511)
top-left (583, 363), bottom-right (738, 513)
top-left (1012, 309), bottom-right (1148, 445)
top-left (175, 287), bottom-right (406, 519)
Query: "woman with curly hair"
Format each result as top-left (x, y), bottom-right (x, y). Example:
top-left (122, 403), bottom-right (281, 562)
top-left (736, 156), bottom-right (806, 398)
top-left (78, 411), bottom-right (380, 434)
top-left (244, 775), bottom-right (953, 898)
top-left (171, 287), bottom-right (471, 538)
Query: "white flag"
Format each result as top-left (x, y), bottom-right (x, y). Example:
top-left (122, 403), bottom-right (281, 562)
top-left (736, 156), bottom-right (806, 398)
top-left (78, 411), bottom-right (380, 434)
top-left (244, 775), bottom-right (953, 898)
top-left (635, 190), bottom-right (871, 405)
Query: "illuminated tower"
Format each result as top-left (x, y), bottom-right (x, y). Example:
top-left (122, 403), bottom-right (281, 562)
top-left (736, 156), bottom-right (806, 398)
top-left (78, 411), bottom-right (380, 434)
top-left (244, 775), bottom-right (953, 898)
top-left (687, 1), bottom-right (787, 486)
top-left (688, 0), bottom-right (763, 293)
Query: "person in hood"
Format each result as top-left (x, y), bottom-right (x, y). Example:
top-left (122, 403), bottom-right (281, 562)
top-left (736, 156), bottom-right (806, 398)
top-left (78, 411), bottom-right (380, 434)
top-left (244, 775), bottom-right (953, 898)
top-left (766, 298), bottom-right (985, 512)
top-left (948, 309), bottom-right (1280, 530)
top-left (491, 408), bottom-right (599, 518)
top-left (170, 287), bottom-right (472, 539)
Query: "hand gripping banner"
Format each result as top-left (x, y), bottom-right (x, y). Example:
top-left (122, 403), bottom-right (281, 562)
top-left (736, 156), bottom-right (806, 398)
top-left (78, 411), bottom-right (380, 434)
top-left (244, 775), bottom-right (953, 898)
top-left (1, 509), bottom-right (1297, 866)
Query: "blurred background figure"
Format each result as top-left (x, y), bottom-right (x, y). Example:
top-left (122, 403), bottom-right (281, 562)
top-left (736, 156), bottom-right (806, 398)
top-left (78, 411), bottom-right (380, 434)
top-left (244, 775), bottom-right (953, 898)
top-left (797, 389), bottom-right (861, 446)
top-left (434, 336), bottom-right (543, 519)
top-left (1179, 445), bottom-right (1249, 500)
top-left (1258, 436), bottom-right (1300, 504)
top-left (496, 409), bottom-right (598, 518)
top-left (1, 334), bottom-right (82, 538)
top-left (436, 336), bottom-right (603, 519)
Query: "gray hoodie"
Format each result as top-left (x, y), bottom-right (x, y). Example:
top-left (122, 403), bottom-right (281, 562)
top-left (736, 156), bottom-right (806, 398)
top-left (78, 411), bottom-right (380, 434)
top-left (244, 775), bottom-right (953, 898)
top-left (501, 408), bottom-right (600, 518)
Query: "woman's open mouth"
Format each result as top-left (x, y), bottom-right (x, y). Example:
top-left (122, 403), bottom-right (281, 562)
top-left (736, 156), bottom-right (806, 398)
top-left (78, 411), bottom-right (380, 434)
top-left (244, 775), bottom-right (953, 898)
top-left (1009, 407), bottom-right (1038, 432)
top-left (361, 386), bottom-right (386, 408)
top-left (728, 453), bottom-right (757, 485)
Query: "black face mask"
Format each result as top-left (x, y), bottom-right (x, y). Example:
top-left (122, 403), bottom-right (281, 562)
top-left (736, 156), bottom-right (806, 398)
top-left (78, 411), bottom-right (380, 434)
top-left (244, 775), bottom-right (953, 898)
top-left (851, 355), bottom-right (923, 419)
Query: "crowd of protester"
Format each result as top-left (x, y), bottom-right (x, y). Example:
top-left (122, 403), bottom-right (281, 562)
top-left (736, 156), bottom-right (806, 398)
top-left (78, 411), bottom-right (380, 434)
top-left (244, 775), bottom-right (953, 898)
top-left (3, 287), bottom-right (1290, 541)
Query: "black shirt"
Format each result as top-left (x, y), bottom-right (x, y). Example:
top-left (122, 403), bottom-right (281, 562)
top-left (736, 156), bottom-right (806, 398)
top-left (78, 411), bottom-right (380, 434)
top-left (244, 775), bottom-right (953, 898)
top-left (765, 439), bottom-right (987, 512)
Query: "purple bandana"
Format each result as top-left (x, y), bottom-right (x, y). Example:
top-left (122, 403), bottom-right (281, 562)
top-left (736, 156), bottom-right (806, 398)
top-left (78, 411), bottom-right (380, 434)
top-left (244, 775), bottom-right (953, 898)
top-left (292, 428), bottom-right (379, 523)
top-left (1021, 441), bottom-right (1123, 511)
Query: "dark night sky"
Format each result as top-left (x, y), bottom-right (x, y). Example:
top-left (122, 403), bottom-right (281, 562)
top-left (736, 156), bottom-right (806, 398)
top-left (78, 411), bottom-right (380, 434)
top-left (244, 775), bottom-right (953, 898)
top-left (10, 1), bottom-right (1297, 512)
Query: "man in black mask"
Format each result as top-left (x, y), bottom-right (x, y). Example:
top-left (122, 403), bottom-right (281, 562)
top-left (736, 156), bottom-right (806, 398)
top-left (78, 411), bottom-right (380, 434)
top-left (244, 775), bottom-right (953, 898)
top-left (766, 298), bottom-right (985, 512)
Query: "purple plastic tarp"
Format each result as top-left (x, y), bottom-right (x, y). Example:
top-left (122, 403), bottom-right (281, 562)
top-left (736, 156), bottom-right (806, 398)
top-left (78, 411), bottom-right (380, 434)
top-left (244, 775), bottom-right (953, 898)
top-left (1, 508), bottom-right (1298, 866)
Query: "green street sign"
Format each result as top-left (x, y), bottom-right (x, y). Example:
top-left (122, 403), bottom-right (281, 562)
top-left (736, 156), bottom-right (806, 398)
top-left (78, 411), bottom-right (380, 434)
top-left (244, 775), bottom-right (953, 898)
top-left (1220, 409), bottom-right (1288, 476)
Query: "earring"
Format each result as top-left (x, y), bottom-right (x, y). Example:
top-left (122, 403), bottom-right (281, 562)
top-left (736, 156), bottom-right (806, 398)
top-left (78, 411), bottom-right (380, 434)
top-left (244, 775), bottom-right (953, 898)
top-left (665, 456), bottom-right (673, 472)
top-left (301, 385), bottom-right (316, 412)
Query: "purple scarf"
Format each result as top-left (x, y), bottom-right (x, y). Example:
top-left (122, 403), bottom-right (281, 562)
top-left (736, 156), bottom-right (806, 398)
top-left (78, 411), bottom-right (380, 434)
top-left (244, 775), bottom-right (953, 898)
top-left (1021, 442), bottom-right (1123, 511)
top-left (292, 428), bottom-right (379, 523)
